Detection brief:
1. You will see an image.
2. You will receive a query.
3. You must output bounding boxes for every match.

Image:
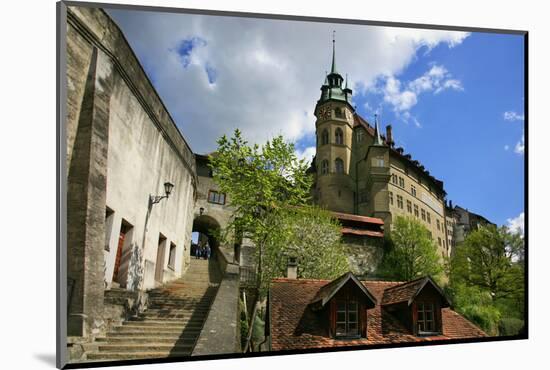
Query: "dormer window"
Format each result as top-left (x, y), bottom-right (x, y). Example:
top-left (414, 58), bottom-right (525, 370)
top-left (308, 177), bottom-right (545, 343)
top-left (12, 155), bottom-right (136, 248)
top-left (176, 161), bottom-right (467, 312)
top-left (381, 276), bottom-right (449, 337)
top-left (309, 272), bottom-right (376, 340)
top-left (335, 298), bottom-right (359, 338)
top-left (416, 302), bottom-right (437, 334)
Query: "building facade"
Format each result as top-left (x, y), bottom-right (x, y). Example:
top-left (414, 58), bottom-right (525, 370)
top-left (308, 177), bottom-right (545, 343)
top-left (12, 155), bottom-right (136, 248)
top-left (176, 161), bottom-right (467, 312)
top-left (312, 41), bottom-right (449, 258)
top-left (66, 6), bottom-right (197, 339)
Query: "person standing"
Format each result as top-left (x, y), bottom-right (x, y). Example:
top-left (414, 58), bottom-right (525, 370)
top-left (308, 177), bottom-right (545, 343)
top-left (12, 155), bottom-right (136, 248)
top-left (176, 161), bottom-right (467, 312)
top-left (205, 243), bottom-right (211, 260)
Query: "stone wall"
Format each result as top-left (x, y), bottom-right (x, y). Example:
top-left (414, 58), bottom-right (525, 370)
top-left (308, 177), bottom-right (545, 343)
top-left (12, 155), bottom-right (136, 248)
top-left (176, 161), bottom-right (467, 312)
top-left (192, 247), bottom-right (241, 356)
top-left (65, 5), bottom-right (197, 341)
top-left (342, 235), bottom-right (385, 277)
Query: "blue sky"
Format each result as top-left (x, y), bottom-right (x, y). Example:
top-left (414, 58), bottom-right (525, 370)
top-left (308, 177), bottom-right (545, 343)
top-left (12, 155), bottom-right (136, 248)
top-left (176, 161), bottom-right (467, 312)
top-left (107, 8), bottom-right (525, 231)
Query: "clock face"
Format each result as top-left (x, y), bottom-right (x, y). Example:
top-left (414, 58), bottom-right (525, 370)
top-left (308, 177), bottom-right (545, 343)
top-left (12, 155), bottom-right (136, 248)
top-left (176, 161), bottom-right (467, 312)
top-left (318, 106), bottom-right (331, 120)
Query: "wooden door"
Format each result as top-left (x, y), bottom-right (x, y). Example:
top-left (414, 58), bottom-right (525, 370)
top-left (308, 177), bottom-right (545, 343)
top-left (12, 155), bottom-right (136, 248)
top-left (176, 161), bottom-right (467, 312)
top-left (112, 228), bottom-right (126, 283)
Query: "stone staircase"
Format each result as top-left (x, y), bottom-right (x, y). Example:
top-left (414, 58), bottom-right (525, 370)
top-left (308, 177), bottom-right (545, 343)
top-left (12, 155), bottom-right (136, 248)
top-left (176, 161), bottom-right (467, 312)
top-left (88, 258), bottom-right (221, 361)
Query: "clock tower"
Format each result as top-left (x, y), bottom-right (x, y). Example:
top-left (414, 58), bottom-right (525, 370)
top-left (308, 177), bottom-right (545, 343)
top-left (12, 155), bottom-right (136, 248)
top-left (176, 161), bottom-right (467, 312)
top-left (314, 36), bottom-right (355, 213)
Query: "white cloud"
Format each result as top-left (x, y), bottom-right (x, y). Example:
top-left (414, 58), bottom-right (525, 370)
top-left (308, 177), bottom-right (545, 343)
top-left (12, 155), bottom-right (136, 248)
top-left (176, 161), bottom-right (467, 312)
top-left (506, 212), bottom-right (524, 236)
top-left (108, 10), bottom-right (469, 153)
top-left (377, 64), bottom-right (463, 125)
top-left (504, 144), bottom-right (510, 151)
top-left (514, 132), bottom-right (525, 154)
top-left (295, 146), bottom-right (316, 164)
top-left (504, 111), bottom-right (525, 121)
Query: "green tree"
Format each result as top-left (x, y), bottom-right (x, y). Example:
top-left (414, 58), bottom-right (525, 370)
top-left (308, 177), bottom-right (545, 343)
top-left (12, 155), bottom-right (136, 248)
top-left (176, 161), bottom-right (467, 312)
top-left (209, 130), bottom-right (348, 296)
top-left (450, 225), bottom-right (524, 305)
top-left (260, 206), bottom-right (349, 295)
top-left (381, 215), bottom-right (443, 281)
top-left (448, 225), bottom-right (525, 336)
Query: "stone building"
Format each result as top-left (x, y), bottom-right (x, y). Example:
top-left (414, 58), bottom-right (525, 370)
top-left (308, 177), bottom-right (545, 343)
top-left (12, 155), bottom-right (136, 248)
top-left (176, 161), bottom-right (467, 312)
top-left (65, 5), bottom-right (197, 340)
top-left (312, 40), bottom-right (449, 258)
top-left (450, 204), bottom-right (496, 247)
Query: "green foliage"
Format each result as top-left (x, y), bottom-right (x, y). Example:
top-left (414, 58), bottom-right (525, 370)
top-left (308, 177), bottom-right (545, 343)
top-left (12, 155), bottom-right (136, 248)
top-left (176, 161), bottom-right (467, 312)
top-left (239, 299), bottom-right (249, 350)
top-left (448, 225), bottom-right (525, 336)
top-left (498, 317), bottom-right (525, 336)
top-left (259, 206), bottom-right (350, 295)
top-left (380, 215), bottom-right (443, 281)
top-left (450, 225), bottom-right (524, 304)
top-left (209, 129), bottom-right (313, 245)
top-left (209, 130), bottom-right (348, 297)
top-left (446, 283), bottom-right (501, 335)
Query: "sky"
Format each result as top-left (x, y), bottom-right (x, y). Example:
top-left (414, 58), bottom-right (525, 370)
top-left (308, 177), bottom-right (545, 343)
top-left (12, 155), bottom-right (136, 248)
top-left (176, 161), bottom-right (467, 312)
top-left (106, 7), bottom-right (525, 232)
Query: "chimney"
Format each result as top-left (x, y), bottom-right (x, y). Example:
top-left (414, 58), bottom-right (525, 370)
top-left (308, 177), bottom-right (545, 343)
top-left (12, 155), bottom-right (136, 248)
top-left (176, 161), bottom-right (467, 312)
top-left (386, 125), bottom-right (394, 146)
top-left (450, 200), bottom-right (453, 209)
top-left (287, 257), bottom-right (297, 279)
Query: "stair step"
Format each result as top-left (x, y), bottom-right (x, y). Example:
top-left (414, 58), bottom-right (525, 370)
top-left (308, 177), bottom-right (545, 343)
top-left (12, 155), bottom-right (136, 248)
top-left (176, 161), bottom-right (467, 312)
top-left (87, 351), bottom-right (191, 360)
top-left (96, 336), bottom-right (195, 344)
top-left (107, 330), bottom-right (201, 337)
top-left (110, 326), bottom-right (202, 334)
top-left (98, 344), bottom-right (194, 353)
top-left (122, 320), bottom-right (204, 328)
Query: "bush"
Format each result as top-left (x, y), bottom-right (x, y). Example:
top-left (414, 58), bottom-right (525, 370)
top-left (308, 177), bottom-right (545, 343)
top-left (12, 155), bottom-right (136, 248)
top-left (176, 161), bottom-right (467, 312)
top-left (239, 299), bottom-right (249, 350)
top-left (498, 317), bottom-right (524, 336)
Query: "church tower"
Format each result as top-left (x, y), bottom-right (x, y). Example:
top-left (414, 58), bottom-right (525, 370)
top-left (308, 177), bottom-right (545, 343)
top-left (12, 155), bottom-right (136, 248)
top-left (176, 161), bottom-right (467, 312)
top-left (314, 35), bottom-right (355, 213)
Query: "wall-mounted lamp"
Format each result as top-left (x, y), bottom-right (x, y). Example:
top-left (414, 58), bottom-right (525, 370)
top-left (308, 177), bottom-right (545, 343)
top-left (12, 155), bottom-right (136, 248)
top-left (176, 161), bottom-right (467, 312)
top-left (199, 207), bottom-right (205, 216)
top-left (149, 181), bottom-right (175, 207)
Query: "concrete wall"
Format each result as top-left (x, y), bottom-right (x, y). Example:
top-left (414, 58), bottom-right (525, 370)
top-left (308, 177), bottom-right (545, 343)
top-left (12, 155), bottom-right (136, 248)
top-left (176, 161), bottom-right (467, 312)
top-left (65, 5), bottom-right (197, 339)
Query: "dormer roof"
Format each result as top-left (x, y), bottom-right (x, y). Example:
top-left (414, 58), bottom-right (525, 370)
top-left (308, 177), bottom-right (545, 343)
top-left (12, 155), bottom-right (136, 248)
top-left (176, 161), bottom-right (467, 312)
top-left (309, 272), bottom-right (376, 311)
top-left (381, 276), bottom-right (450, 307)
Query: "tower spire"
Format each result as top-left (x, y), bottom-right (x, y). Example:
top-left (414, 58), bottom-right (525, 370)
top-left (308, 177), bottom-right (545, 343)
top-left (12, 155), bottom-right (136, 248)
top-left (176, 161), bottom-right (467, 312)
top-left (331, 30), bottom-right (337, 74)
top-left (374, 114), bottom-right (384, 146)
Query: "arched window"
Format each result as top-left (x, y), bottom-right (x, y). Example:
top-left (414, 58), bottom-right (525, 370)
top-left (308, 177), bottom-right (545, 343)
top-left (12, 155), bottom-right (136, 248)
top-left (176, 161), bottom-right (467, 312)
top-left (356, 129), bottom-right (364, 143)
top-left (321, 160), bottom-right (329, 175)
top-left (335, 158), bottom-right (344, 174)
top-left (335, 107), bottom-right (343, 118)
top-left (335, 128), bottom-right (344, 145)
top-left (321, 129), bottom-right (329, 145)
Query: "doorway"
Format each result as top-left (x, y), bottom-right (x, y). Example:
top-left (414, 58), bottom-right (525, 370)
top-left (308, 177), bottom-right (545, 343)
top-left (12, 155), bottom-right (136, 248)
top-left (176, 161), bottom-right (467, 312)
top-left (155, 233), bottom-right (167, 284)
top-left (112, 220), bottom-right (132, 284)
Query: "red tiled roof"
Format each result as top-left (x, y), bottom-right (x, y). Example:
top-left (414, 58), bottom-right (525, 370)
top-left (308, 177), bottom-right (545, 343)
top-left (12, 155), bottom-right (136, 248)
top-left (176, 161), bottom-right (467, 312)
top-left (331, 211), bottom-right (385, 225)
top-left (341, 227), bottom-right (384, 238)
top-left (269, 277), bottom-right (486, 351)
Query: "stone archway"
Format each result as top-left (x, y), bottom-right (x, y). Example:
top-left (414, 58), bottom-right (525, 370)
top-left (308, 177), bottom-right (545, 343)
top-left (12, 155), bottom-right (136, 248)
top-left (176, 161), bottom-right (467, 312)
top-left (192, 215), bottom-right (221, 258)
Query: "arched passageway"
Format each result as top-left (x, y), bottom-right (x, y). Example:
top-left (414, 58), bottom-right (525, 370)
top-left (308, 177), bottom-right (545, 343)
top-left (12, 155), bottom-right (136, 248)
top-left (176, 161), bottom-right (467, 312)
top-left (191, 215), bottom-right (221, 259)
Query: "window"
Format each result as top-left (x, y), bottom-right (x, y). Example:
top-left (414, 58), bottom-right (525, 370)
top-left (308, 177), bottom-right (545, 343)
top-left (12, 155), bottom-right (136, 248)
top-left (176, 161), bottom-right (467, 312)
top-left (208, 190), bottom-right (226, 205)
top-left (414, 204), bottom-right (419, 217)
top-left (389, 191), bottom-right (393, 206)
top-left (321, 129), bottom-right (329, 145)
top-left (335, 158), bottom-right (344, 174)
top-left (399, 177), bottom-right (405, 188)
top-left (372, 157), bottom-right (385, 167)
top-left (335, 107), bottom-right (343, 118)
top-left (411, 185), bottom-right (417, 197)
top-left (396, 195), bottom-right (404, 209)
top-left (421, 208), bottom-right (426, 221)
top-left (426, 212), bottom-right (431, 224)
top-left (438, 237), bottom-right (442, 247)
top-left (335, 128), bottom-right (344, 145)
top-left (335, 299), bottom-right (359, 338)
top-left (167, 242), bottom-right (176, 270)
top-left (392, 174), bottom-right (398, 185)
top-left (321, 160), bottom-right (329, 175)
top-left (406, 200), bottom-right (412, 213)
top-left (357, 129), bottom-right (364, 142)
top-left (417, 302), bottom-right (437, 334)
top-left (436, 219), bottom-right (440, 231)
